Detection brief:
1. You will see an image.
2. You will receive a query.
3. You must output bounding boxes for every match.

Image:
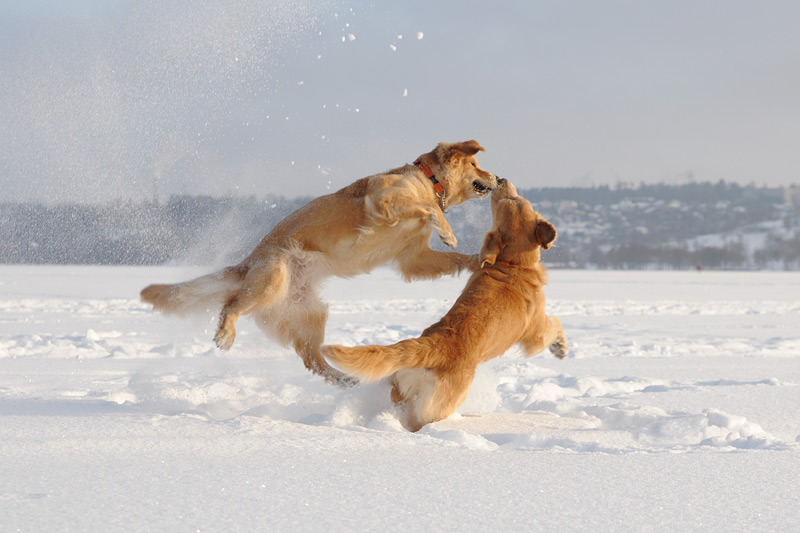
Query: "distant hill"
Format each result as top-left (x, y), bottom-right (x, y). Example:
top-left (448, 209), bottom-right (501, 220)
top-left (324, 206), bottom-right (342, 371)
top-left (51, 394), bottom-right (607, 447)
top-left (2, 181), bottom-right (798, 270)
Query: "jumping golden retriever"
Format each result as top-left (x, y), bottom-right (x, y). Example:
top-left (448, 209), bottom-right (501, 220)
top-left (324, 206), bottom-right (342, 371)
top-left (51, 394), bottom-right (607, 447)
top-left (322, 179), bottom-right (568, 430)
top-left (141, 140), bottom-right (498, 387)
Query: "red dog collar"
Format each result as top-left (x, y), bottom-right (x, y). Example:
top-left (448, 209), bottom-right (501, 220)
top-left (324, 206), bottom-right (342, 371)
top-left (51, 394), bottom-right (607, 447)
top-left (414, 158), bottom-right (447, 211)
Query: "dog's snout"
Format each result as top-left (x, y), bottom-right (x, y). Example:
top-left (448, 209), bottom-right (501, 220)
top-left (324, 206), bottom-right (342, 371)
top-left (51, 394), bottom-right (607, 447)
top-left (496, 177), bottom-right (507, 187)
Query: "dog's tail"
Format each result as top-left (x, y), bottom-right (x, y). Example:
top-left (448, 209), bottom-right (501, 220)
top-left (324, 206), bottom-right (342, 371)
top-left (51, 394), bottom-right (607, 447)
top-left (140, 266), bottom-right (246, 316)
top-left (321, 338), bottom-right (438, 382)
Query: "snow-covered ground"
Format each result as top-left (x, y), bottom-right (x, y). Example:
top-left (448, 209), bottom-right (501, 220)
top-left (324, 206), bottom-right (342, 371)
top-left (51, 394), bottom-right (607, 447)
top-left (2, 265), bottom-right (799, 531)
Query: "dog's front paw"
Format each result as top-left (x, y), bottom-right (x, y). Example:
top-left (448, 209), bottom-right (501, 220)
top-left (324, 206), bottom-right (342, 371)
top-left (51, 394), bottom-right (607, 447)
top-left (549, 335), bottom-right (569, 359)
top-left (214, 327), bottom-right (236, 350)
top-left (428, 212), bottom-right (457, 248)
top-left (439, 231), bottom-right (457, 248)
top-left (463, 253), bottom-right (481, 272)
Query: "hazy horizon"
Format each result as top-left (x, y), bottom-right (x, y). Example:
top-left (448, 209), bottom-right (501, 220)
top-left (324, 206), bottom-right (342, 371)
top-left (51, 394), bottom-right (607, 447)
top-left (2, 1), bottom-right (799, 204)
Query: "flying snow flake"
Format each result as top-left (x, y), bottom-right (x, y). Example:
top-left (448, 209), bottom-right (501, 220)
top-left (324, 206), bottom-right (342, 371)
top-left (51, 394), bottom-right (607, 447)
top-left (347, 33), bottom-right (356, 41)
top-left (403, 88), bottom-right (408, 97)
top-left (397, 34), bottom-right (403, 39)
top-left (297, 81), bottom-right (304, 85)
top-left (389, 44), bottom-right (397, 52)
top-left (417, 32), bottom-right (424, 40)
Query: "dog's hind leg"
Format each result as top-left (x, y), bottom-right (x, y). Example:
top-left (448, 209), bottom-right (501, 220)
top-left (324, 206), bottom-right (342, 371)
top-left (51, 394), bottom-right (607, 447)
top-left (214, 258), bottom-right (289, 350)
top-left (282, 293), bottom-right (358, 388)
top-left (392, 368), bottom-right (474, 431)
top-left (298, 342), bottom-right (359, 389)
top-left (422, 370), bottom-right (475, 429)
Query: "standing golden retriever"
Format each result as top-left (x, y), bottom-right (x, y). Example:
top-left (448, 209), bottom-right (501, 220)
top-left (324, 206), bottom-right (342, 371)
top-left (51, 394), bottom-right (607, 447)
top-left (322, 179), bottom-right (568, 430)
top-left (141, 140), bottom-right (498, 387)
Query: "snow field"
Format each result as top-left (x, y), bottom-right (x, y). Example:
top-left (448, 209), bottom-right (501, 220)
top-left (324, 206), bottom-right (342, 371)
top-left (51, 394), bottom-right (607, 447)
top-left (1, 265), bottom-right (799, 530)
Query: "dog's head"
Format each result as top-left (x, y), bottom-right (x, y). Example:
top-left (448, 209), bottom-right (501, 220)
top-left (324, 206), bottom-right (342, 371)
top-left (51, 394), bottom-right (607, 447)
top-left (416, 140), bottom-right (498, 207)
top-left (479, 179), bottom-right (557, 268)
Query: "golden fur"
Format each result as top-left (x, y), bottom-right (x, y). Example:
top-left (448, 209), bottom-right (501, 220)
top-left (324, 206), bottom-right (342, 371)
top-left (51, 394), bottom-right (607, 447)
top-left (322, 180), bottom-right (568, 431)
top-left (140, 140), bottom-right (498, 387)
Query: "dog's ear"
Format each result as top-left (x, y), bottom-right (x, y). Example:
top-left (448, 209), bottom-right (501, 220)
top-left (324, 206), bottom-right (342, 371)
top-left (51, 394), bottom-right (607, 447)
top-left (479, 231), bottom-right (503, 268)
top-left (447, 140), bottom-right (485, 162)
top-left (533, 220), bottom-right (557, 250)
top-left (453, 140), bottom-right (485, 156)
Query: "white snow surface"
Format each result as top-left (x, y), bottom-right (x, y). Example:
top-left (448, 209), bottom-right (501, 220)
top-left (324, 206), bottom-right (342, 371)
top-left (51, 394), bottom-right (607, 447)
top-left (1, 265), bottom-right (799, 531)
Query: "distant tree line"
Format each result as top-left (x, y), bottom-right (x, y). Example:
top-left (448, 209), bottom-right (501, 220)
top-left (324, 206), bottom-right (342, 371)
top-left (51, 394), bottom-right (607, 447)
top-left (532, 179), bottom-right (781, 205)
top-left (584, 242), bottom-right (748, 270)
top-left (1, 181), bottom-right (798, 270)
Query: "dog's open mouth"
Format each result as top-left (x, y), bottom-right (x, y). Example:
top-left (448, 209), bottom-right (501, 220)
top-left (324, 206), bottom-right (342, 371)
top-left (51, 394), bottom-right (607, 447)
top-left (472, 181), bottom-right (492, 195)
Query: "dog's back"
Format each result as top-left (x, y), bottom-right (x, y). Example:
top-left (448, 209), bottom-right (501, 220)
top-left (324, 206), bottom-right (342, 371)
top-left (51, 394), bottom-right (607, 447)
top-left (322, 265), bottom-right (544, 381)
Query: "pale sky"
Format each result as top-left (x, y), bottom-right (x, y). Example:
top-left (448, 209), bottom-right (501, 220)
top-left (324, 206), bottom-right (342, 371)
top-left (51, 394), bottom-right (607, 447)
top-left (1, 0), bottom-right (799, 203)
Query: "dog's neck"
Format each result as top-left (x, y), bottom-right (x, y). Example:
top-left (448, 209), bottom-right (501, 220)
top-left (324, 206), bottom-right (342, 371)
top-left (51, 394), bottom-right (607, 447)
top-left (486, 259), bottom-right (548, 286)
top-left (413, 159), bottom-right (447, 212)
top-left (493, 252), bottom-right (542, 271)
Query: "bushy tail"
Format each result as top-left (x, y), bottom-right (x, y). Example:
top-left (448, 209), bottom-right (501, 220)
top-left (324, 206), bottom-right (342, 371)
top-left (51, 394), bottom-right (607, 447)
top-left (322, 338), bottom-right (438, 382)
top-left (140, 266), bottom-right (245, 316)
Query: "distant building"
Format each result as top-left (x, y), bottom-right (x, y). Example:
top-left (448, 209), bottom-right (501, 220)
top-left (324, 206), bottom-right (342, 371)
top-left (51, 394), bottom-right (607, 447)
top-left (785, 186), bottom-right (800, 206)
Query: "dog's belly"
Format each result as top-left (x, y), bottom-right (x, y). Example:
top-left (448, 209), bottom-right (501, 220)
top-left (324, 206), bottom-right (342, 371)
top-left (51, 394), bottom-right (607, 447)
top-left (250, 220), bottom-right (424, 344)
top-left (243, 249), bottom-right (328, 342)
top-left (328, 219), bottom-right (425, 278)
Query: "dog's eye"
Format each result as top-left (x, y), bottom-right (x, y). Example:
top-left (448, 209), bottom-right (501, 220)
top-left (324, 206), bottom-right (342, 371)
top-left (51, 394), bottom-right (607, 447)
top-left (471, 162), bottom-right (476, 167)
